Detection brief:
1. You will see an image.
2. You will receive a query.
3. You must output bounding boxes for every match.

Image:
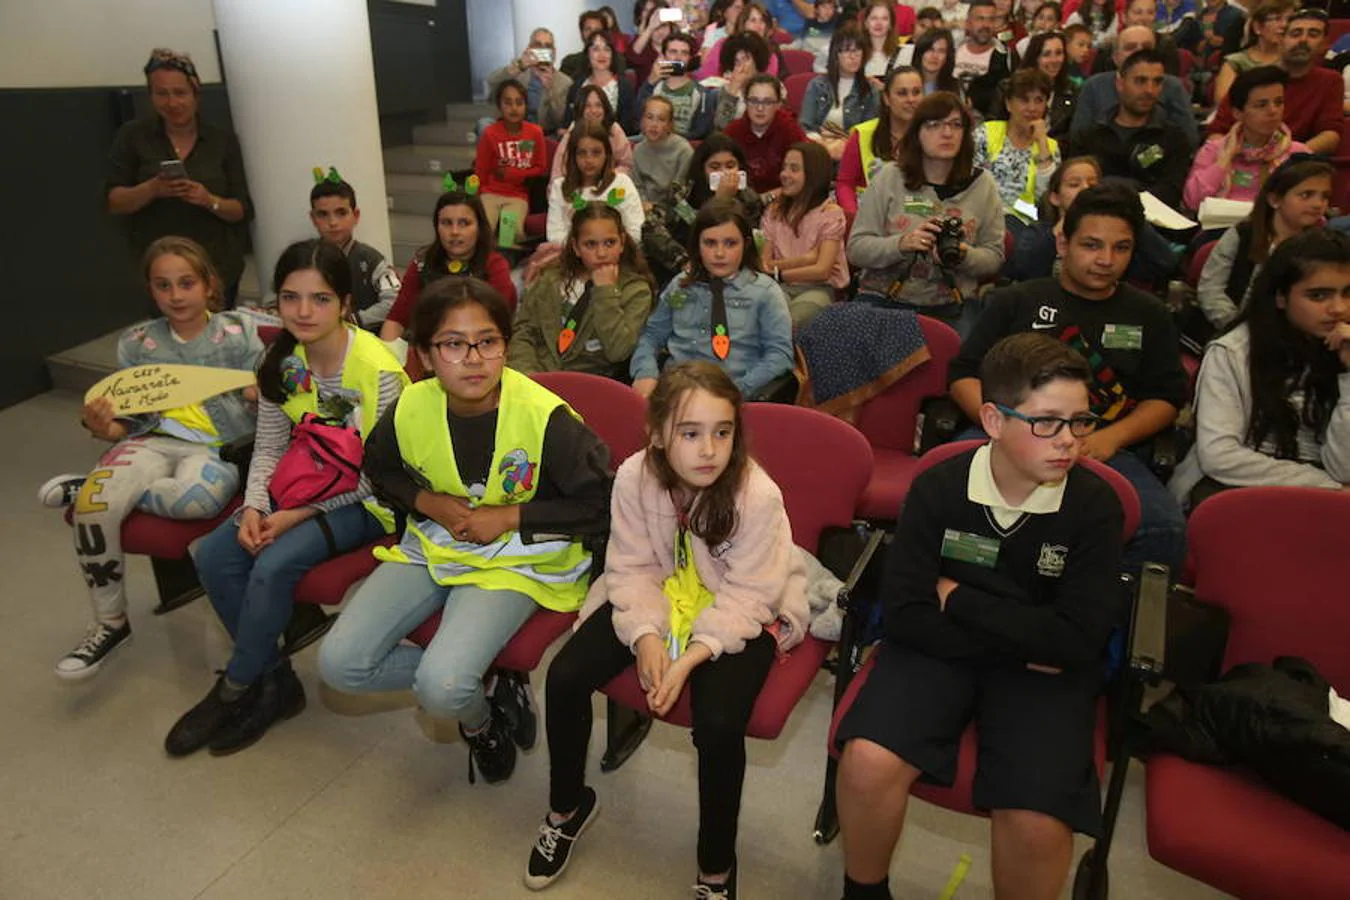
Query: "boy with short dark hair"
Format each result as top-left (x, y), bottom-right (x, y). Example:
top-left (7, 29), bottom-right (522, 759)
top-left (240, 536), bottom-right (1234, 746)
top-left (836, 332), bottom-right (1125, 900)
top-left (308, 177), bottom-right (401, 329)
top-left (637, 31), bottom-right (717, 139)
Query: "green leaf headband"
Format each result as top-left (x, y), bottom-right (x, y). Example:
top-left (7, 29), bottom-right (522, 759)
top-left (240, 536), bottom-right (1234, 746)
top-left (311, 166), bottom-right (342, 185)
top-left (570, 188), bottom-right (626, 212)
top-left (443, 173), bottom-right (480, 195)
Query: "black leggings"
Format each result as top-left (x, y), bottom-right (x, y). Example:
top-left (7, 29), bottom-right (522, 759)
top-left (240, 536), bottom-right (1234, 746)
top-left (546, 603), bottom-right (776, 874)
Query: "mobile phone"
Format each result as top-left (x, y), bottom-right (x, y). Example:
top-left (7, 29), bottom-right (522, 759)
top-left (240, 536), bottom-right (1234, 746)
top-left (533, 47), bottom-right (553, 64)
top-left (159, 159), bottom-right (188, 180)
top-left (661, 59), bottom-right (687, 75)
top-left (708, 170), bottom-right (747, 191)
top-left (658, 7), bottom-right (683, 22)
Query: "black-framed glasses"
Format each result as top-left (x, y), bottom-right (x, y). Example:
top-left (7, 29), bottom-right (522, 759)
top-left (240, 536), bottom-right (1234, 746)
top-left (996, 404), bottom-right (1100, 438)
top-left (431, 336), bottom-right (505, 363)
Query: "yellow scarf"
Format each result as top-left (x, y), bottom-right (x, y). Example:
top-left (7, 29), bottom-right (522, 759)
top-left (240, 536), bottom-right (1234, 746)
top-left (662, 527), bottom-right (716, 660)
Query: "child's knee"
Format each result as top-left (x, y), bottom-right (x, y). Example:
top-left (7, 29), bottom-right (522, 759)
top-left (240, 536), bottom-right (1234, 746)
top-left (839, 738), bottom-right (921, 795)
top-left (993, 808), bottom-right (1072, 855)
top-left (412, 663), bottom-right (483, 720)
top-left (316, 627), bottom-right (368, 692)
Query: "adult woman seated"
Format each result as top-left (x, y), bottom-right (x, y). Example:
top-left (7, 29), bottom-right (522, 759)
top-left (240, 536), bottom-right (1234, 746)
top-left (697, 2), bottom-right (784, 80)
top-left (1198, 157), bottom-right (1332, 332)
top-left (106, 48), bottom-right (252, 306)
top-left (1171, 229), bottom-right (1350, 509)
top-left (1020, 30), bottom-right (1077, 143)
top-left (563, 32), bottom-right (637, 134)
top-left (846, 91), bottom-right (1005, 338)
top-left (642, 133), bottom-right (764, 285)
top-left (1212, 0), bottom-right (1294, 109)
top-left (800, 23), bottom-right (879, 160)
top-left (1184, 66), bottom-right (1307, 212)
top-left (836, 66), bottom-right (923, 218)
top-left (912, 27), bottom-right (961, 98)
top-left (973, 68), bottom-right (1060, 237)
top-left (553, 85), bottom-right (635, 178)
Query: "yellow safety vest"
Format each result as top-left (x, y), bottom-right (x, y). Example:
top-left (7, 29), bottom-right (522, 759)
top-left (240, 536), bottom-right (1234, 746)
top-left (983, 120), bottom-right (1059, 222)
top-left (374, 368), bottom-right (592, 612)
top-left (663, 527), bottom-right (715, 659)
top-left (280, 325), bottom-right (409, 533)
top-left (851, 118), bottom-right (884, 201)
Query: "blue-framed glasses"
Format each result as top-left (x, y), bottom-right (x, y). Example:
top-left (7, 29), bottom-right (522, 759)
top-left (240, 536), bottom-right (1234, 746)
top-left (996, 404), bottom-right (1100, 438)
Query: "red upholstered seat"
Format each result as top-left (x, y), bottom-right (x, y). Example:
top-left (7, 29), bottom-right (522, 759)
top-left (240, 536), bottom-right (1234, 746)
top-left (784, 72), bottom-right (814, 117)
top-left (779, 48), bottom-right (815, 75)
top-left (601, 403), bottom-right (873, 739)
top-left (294, 535), bottom-right (396, 606)
top-left (409, 607), bottom-right (578, 672)
top-left (852, 315), bottom-right (963, 520)
top-left (1145, 487), bottom-right (1350, 900)
top-left (116, 499), bottom-right (240, 557)
top-left (1186, 240), bottom-right (1215, 288)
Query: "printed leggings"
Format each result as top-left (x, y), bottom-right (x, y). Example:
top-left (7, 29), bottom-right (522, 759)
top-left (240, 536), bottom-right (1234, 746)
top-left (71, 436), bottom-right (238, 623)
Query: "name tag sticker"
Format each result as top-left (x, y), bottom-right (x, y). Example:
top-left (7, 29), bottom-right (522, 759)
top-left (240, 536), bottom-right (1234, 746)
top-left (1101, 323), bottom-right (1144, 350)
top-left (674, 199), bottom-right (697, 224)
top-left (1013, 197), bottom-right (1039, 222)
top-left (940, 529), bottom-right (1001, 568)
top-left (904, 198), bottom-right (935, 216)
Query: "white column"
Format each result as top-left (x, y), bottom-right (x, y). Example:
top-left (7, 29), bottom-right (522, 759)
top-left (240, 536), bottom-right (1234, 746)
top-left (212, 0), bottom-right (391, 293)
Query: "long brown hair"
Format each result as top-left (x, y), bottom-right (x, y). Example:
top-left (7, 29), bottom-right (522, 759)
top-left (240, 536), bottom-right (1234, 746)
top-left (645, 361), bottom-right (749, 549)
top-left (142, 236), bottom-right (222, 312)
top-left (775, 142), bottom-right (832, 234)
top-left (557, 201), bottom-right (654, 290)
top-left (872, 66), bottom-right (921, 164)
top-left (899, 91), bottom-right (975, 191)
top-left (562, 120), bottom-right (617, 197)
top-left (860, 0), bottom-right (900, 59)
top-left (1249, 158), bottom-right (1334, 265)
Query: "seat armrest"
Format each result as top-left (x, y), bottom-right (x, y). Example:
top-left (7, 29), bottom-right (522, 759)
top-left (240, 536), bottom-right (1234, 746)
top-left (1128, 563), bottom-right (1170, 685)
top-left (747, 373), bottom-right (799, 404)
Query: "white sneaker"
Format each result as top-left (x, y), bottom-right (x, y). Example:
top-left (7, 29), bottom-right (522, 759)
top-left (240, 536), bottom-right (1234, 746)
top-left (55, 622), bottom-right (132, 681)
top-left (38, 474), bottom-right (86, 508)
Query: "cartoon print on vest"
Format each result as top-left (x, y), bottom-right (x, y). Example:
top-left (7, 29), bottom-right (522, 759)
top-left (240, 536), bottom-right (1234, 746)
top-left (499, 448), bottom-right (537, 496)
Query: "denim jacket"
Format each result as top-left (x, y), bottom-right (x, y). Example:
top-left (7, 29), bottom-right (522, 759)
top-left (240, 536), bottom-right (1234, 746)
top-left (630, 268), bottom-right (794, 397)
top-left (115, 311), bottom-right (263, 443)
top-left (799, 76), bottom-right (879, 135)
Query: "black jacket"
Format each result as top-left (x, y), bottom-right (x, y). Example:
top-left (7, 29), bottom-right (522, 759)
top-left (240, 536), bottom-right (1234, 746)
top-left (1073, 107), bottom-right (1192, 209)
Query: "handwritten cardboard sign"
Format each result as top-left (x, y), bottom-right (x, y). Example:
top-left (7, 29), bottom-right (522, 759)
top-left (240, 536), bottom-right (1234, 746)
top-left (84, 365), bottom-right (255, 416)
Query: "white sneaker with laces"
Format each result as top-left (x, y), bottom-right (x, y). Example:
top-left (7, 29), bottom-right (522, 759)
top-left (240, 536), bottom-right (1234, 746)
top-left (55, 621), bottom-right (132, 681)
top-left (38, 473), bottom-right (86, 508)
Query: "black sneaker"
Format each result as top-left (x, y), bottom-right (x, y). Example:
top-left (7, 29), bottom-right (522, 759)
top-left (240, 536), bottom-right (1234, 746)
top-left (490, 670), bottom-right (538, 750)
top-left (55, 621), bottom-right (132, 681)
top-left (460, 711), bottom-right (517, 785)
top-left (38, 473), bottom-right (86, 508)
top-left (524, 786), bottom-right (600, 890)
top-left (693, 862), bottom-right (738, 900)
top-left (209, 662), bottom-right (307, 756)
top-left (166, 675), bottom-right (251, 757)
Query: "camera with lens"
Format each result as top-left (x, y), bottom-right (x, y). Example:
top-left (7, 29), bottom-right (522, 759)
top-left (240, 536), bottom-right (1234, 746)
top-left (934, 216), bottom-right (965, 267)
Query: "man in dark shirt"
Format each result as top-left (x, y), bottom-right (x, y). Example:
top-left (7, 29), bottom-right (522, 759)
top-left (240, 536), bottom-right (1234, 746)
top-left (1074, 49), bottom-right (1192, 209)
top-left (950, 183), bottom-right (1188, 574)
top-left (835, 333), bottom-right (1125, 900)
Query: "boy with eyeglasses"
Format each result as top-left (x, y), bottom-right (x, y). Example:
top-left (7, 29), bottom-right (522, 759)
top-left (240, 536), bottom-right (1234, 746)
top-left (835, 331), bottom-right (1124, 900)
top-left (949, 182), bottom-right (1188, 576)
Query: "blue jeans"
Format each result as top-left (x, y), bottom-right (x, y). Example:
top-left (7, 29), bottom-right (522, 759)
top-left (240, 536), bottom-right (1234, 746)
top-left (317, 560), bottom-right (538, 729)
top-left (951, 428), bottom-right (1187, 576)
top-left (194, 504), bottom-right (386, 685)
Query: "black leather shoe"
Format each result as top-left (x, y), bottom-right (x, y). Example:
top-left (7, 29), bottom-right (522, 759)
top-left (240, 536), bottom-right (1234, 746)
top-left (165, 675), bottom-right (251, 758)
top-left (208, 663), bottom-right (306, 756)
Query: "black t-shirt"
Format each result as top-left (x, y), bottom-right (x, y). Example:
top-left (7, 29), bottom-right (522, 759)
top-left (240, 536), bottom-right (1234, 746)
top-left (883, 449), bottom-right (1125, 670)
top-left (950, 277), bottom-right (1189, 415)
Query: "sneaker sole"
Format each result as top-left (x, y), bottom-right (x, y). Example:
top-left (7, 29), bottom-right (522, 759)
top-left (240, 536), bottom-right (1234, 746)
top-left (38, 474), bottom-right (85, 508)
top-left (208, 688), bottom-right (307, 757)
top-left (522, 795), bottom-right (601, 891)
top-left (54, 632), bottom-right (132, 682)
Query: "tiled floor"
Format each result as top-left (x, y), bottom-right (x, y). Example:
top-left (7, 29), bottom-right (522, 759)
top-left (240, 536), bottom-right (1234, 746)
top-left (0, 390), bottom-right (1231, 900)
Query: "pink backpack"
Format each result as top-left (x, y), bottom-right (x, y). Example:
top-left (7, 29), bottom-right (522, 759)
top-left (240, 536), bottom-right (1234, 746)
top-left (268, 414), bottom-right (364, 510)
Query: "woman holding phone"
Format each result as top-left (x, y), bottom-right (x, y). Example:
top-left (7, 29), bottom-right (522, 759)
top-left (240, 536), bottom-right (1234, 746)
top-left (106, 48), bottom-right (253, 307)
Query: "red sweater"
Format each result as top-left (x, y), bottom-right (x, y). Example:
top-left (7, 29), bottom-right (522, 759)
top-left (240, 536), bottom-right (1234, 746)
top-left (724, 109), bottom-right (808, 194)
top-left (475, 120), bottom-right (548, 201)
top-left (387, 253), bottom-right (518, 328)
top-left (1207, 67), bottom-right (1343, 146)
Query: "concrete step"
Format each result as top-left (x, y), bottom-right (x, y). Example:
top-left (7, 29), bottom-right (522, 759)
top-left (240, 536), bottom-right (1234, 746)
top-left (445, 101), bottom-right (496, 120)
top-left (383, 144), bottom-right (477, 177)
top-left (412, 118), bottom-right (483, 146)
top-left (384, 172), bottom-right (445, 216)
top-left (393, 240), bottom-right (421, 270)
top-left (389, 212), bottom-right (430, 246)
top-left (47, 329), bottom-right (124, 395)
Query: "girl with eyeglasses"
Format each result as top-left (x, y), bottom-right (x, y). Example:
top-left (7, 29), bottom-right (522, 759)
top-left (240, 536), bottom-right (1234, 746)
top-left (724, 74), bottom-right (808, 192)
top-left (800, 23), bottom-right (880, 160)
top-left (319, 276), bottom-right (612, 784)
top-left (847, 91), bottom-right (1005, 338)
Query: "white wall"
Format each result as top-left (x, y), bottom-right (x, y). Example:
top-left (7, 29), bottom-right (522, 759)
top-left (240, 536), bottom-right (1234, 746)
top-left (0, 0), bottom-right (221, 89)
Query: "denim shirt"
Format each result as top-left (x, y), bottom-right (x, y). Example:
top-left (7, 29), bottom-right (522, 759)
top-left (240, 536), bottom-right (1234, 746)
top-left (115, 311), bottom-right (263, 444)
top-left (799, 76), bottom-right (879, 135)
top-left (630, 269), bottom-right (794, 396)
